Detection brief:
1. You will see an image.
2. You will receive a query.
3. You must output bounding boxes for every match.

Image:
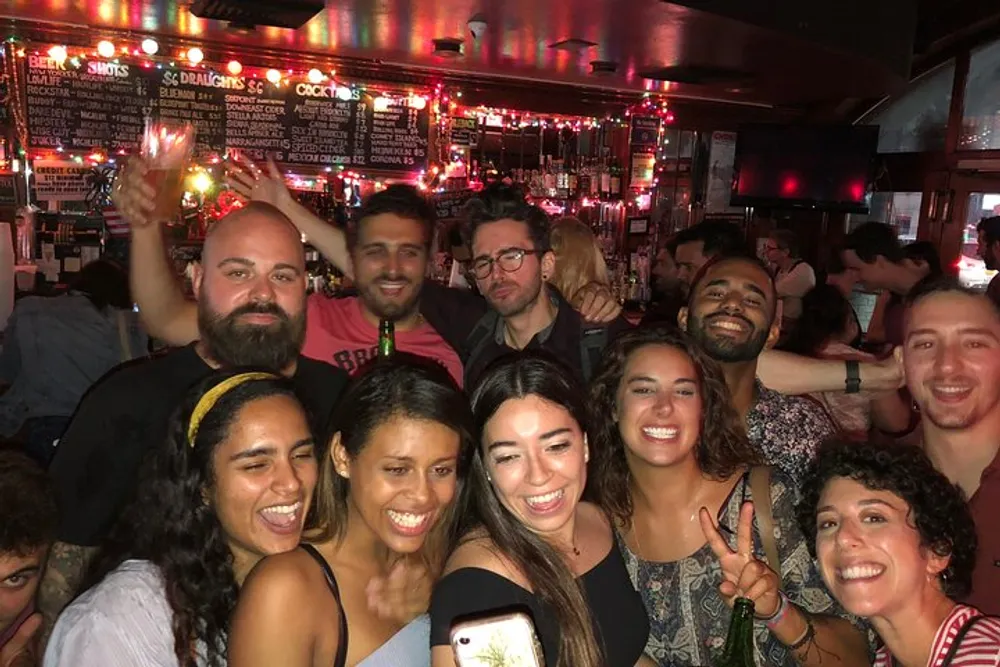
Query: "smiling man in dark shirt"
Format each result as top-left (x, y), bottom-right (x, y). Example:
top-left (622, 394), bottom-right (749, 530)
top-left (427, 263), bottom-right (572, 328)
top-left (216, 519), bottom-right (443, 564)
top-left (679, 253), bottom-right (836, 483)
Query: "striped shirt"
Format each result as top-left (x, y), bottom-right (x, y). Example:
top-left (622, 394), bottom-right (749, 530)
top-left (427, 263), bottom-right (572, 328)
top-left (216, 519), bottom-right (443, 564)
top-left (874, 604), bottom-right (1000, 667)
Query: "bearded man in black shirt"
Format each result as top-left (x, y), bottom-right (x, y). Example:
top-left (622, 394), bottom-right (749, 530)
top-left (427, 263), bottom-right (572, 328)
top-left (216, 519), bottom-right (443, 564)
top-left (38, 200), bottom-right (350, 644)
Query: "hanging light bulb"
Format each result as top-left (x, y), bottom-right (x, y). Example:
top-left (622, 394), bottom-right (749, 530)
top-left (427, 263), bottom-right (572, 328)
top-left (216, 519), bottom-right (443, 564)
top-left (409, 95), bottom-right (427, 110)
top-left (141, 38), bottom-right (159, 55)
top-left (335, 86), bottom-right (352, 101)
top-left (186, 47), bottom-right (204, 65)
top-left (226, 60), bottom-right (243, 75)
top-left (307, 68), bottom-right (324, 84)
top-left (48, 45), bottom-right (68, 65)
top-left (96, 40), bottom-right (116, 58)
top-left (266, 69), bottom-right (282, 84)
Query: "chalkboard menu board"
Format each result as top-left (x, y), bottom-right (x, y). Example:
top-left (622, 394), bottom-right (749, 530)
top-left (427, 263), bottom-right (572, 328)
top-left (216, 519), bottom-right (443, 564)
top-left (23, 54), bottom-right (430, 171)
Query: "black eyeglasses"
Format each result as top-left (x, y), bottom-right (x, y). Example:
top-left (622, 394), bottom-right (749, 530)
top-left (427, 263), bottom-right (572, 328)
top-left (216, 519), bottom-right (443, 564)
top-left (469, 248), bottom-right (541, 280)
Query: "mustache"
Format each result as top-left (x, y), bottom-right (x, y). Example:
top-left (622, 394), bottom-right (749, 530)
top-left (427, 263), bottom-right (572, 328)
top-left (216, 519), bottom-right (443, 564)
top-left (374, 274), bottom-right (412, 285)
top-left (225, 302), bottom-right (290, 322)
top-left (489, 281), bottom-right (517, 295)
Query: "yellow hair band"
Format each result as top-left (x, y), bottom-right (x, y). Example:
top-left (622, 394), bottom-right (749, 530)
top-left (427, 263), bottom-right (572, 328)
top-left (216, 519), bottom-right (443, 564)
top-left (187, 372), bottom-right (278, 447)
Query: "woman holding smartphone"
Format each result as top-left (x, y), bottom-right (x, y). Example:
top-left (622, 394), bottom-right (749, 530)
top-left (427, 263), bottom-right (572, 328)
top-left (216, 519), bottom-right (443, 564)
top-left (430, 354), bottom-right (653, 667)
top-left (228, 357), bottom-right (474, 667)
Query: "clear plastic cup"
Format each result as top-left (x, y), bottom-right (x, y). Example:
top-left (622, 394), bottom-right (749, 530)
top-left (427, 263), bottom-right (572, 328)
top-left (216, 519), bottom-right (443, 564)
top-left (141, 119), bottom-right (195, 221)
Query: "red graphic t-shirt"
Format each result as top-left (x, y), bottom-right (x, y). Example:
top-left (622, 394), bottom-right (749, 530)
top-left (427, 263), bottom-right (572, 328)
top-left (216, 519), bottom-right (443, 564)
top-left (303, 294), bottom-right (464, 386)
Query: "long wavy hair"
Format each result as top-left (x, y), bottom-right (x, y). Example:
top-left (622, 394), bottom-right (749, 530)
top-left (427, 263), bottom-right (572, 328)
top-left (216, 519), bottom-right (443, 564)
top-left (550, 217), bottom-right (610, 306)
top-left (588, 326), bottom-right (762, 528)
top-left (456, 353), bottom-right (603, 667)
top-left (309, 354), bottom-right (474, 572)
top-left (85, 369), bottom-right (304, 667)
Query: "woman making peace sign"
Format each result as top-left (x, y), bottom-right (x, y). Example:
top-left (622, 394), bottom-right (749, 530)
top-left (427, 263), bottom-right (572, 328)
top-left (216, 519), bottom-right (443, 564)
top-left (588, 327), bottom-right (870, 667)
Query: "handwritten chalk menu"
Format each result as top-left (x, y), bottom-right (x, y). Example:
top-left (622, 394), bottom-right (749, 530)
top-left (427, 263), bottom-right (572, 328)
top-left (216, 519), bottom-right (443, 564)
top-left (24, 55), bottom-right (430, 171)
top-left (25, 56), bottom-right (149, 152)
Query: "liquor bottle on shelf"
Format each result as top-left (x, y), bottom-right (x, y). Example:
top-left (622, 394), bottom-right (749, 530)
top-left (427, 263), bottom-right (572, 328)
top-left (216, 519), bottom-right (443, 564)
top-left (543, 155), bottom-right (556, 197)
top-left (567, 158), bottom-right (578, 197)
top-left (716, 597), bottom-right (756, 667)
top-left (610, 159), bottom-right (622, 199)
top-left (378, 319), bottom-right (395, 358)
top-left (599, 159), bottom-right (611, 199)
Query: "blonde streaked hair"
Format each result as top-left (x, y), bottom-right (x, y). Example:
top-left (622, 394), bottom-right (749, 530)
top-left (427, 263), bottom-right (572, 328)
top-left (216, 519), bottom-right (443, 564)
top-left (549, 217), bottom-right (610, 305)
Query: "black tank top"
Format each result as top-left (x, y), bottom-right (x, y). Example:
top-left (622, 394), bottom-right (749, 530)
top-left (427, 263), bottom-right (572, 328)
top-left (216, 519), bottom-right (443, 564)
top-left (301, 543), bottom-right (349, 667)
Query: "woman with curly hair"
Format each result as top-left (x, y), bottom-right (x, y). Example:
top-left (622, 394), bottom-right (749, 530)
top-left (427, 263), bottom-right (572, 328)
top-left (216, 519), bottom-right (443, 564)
top-left (44, 369), bottom-right (317, 667)
top-left (228, 356), bottom-right (473, 667)
top-left (588, 326), bottom-right (869, 667)
top-left (797, 440), bottom-right (1000, 666)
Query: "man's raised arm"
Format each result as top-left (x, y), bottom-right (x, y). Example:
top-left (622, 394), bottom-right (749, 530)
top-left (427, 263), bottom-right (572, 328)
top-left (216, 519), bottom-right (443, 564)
top-left (113, 159), bottom-right (198, 345)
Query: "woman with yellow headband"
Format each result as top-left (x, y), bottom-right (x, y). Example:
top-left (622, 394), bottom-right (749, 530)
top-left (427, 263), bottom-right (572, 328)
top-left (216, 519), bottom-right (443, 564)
top-left (228, 355), bottom-right (473, 667)
top-left (45, 369), bottom-right (318, 667)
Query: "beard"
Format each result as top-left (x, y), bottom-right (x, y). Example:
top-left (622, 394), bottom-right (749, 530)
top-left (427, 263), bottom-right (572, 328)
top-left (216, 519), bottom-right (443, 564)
top-left (486, 278), bottom-right (544, 318)
top-left (687, 311), bottom-right (769, 363)
top-left (357, 273), bottom-right (422, 321)
top-left (198, 301), bottom-right (305, 371)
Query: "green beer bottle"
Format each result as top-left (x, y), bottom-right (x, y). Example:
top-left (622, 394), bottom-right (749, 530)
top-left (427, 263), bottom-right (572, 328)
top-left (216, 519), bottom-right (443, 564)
top-left (378, 319), bottom-right (395, 358)
top-left (716, 597), bottom-right (756, 667)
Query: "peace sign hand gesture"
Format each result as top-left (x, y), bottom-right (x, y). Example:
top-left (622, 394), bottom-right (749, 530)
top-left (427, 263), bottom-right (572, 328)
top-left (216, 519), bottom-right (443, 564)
top-left (699, 501), bottom-right (781, 619)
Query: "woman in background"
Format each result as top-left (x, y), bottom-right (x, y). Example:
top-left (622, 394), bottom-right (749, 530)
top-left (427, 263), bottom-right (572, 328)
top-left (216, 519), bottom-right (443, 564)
top-left (549, 217), bottom-right (611, 307)
top-left (783, 285), bottom-right (911, 439)
top-left (45, 370), bottom-right (317, 667)
top-left (798, 440), bottom-right (999, 666)
top-left (229, 357), bottom-right (473, 667)
top-left (589, 327), bottom-right (869, 667)
top-left (430, 354), bottom-right (652, 667)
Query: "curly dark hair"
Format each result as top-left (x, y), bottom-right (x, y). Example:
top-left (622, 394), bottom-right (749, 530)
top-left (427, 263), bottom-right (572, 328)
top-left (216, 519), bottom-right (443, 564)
top-left (349, 184), bottom-right (436, 251)
top-left (462, 182), bottom-right (551, 254)
top-left (85, 369), bottom-right (305, 667)
top-left (588, 326), bottom-right (762, 528)
top-left (796, 439), bottom-right (977, 600)
top-left (0, 449), bottom-right (57, 556)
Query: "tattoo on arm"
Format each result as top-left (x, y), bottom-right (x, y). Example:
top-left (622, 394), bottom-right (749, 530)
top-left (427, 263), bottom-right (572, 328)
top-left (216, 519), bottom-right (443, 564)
top-left (37, 542), bottom-right (99, 651)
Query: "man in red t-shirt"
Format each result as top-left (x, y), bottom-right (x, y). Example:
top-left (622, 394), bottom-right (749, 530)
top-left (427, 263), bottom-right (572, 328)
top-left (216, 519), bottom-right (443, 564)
top-left (299, 185), bottom-right (464, 383)
top-left (900, 278), bottom-right (1000, 614)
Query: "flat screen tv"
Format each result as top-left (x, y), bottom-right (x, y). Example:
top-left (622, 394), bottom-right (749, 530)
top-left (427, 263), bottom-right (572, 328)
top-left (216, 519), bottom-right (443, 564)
top-left (730, 124), bottom-right (879, 213)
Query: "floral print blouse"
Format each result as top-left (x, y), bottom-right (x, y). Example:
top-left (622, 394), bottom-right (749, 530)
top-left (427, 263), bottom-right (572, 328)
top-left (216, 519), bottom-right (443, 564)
top-left (619, 468), bottom-right (866, 667)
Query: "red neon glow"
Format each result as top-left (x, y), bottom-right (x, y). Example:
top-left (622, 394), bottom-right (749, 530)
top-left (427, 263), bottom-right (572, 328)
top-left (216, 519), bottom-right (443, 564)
top-left (780, 175), bottom-right (799, 196)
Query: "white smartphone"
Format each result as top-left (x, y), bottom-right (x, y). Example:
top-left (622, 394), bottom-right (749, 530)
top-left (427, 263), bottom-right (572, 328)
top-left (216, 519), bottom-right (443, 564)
top-left (450, 610), bottom-right (546, 667)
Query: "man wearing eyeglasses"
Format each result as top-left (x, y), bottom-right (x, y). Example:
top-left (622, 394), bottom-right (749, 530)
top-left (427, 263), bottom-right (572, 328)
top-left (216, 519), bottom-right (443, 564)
top-left (458, 184), bottom-right (631, 385)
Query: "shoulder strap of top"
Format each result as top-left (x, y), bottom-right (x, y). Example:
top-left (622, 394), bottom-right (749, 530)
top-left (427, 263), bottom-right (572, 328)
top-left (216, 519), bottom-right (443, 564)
top-left (748, 465), bottom-right (782, 588)
top-left (940, 614), bottom-right (988, 667)
top-left (300, 544), bottom-right (349, 667)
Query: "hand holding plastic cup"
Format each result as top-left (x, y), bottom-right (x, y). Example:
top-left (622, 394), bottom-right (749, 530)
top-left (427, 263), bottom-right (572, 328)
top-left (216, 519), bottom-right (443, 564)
top-left (141, 119), bottom-right (195, 221)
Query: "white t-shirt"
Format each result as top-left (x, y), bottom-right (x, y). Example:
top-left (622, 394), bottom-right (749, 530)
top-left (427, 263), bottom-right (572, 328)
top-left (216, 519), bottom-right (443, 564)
top-left (775, 261), bottom-right (816, 320)
top-left (45, 560), bottom-right (212, 667)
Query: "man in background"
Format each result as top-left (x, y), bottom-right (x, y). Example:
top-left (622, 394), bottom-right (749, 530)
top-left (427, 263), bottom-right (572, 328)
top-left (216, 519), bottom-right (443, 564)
top-left (977, 215), bottom-right (1000, 307)
top-left (0, 449), bottom-right (57, 666)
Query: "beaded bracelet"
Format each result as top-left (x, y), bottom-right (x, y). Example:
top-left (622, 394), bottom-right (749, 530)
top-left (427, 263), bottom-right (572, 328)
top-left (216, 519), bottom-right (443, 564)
top-left (787, 616), bottom-right (816, 652)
